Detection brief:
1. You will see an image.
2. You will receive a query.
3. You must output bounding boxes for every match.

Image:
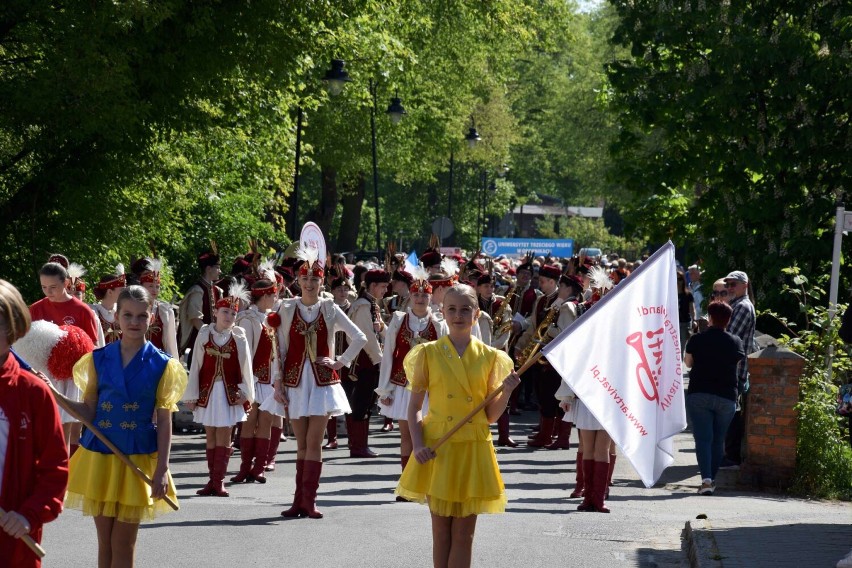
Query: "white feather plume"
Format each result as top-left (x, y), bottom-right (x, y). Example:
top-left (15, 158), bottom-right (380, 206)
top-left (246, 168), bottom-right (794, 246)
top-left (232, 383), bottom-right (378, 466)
top-left (12, 320), bottom-right (65, 380)
top-left (146, 258), bottom-right (163, 274)
top-left (411, 262), bottom-right (430, 284)
top-left (441, 257), bottom-right (459, 277)
top-left (589, 265), bottom-right (613, 291)
top-left (295, 243), bottom-right (320, 268)
top-left (258, 258), bottom-right (276, 282)
top-left (67, 263), bottom-right (86, 280)
top-left (115, 263), bottom-right (125, 276)
top-left (227, 280), bottom-right (252, 304)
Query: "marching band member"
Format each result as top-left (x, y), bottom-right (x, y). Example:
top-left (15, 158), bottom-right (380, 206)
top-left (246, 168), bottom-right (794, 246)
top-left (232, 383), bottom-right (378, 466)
top-left (507, 255), bottom-right (542, 415)
top-left (232, 264), bottom-right (280, 483)
top-left (396, 284), bottom-right (521, 567)
top-left (65, 285), bottom-right (187, 566)
top-left (183, 282), bottom-right (255, 497)
top-left (346, 269), bottom-right (390, 458)
top-left (178, 250), bottom-right (223, 368)
top-left (133, 258), bottom-right (179, 359)
top-left (266, 245), bottom-right (366, 518)
top-left (376, 266), bottom-right (447, 474)
top-left (475, 271), bottom-right (515, 447)
top-left (30, 260), bottom-right (101, 455)
top-left (91, 264), bottom-right (127, 346)
top-left (322, 275), bottom-right (354, 450)
top-left (383, 269), bottom-right (413, 318)
top-left (514, 265), bottom-right (561, 448)
top-left (68, 263), bottom-right (88, 302)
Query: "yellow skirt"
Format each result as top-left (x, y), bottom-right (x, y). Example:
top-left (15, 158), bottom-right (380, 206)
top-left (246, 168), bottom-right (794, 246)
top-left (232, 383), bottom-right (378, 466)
top-left (395, 438), bottom-right (507, 517)
top-left (66, 447), bottom-right (179, 523)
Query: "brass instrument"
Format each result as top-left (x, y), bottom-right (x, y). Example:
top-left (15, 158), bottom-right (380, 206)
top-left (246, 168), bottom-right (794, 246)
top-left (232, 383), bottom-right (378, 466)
top-left (519, 300), bottom-right (560, 364)
top-left (492, 284), bottom-right (516, 338)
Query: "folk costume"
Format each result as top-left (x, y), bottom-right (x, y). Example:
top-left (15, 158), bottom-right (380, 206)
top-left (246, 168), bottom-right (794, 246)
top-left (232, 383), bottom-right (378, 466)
top-left (232, 269), bottom-right (281, 483)
top-left (476, 272), bottom-right (516, 447)
top-left (178, 251), bottom-right (223, 366)
top-left (183, 282), bottom-right (255, 497)
top-left (395, 336), bottom-right (514, 516)
top-left (345, 269), bottom-right (390, 458)
top-left (382, 269), bottom-right (413, 322)
top-left (514, 265), bottom-right (563, 448)
top-left (0, 350), bottom-right (68, 568)
top-left (137, 259), bottom-right (179, 359)
top-left (65, 341), bottom-right (187, 522)
top-left (266, 246), bottom-right (367, 519)
top-left (90, 265), bottom-right (127, 346)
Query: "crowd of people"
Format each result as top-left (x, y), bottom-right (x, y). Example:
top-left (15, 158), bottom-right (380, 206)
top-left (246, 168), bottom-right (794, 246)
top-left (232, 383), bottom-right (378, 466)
top-left (0, 240), bottom-right (760, 568)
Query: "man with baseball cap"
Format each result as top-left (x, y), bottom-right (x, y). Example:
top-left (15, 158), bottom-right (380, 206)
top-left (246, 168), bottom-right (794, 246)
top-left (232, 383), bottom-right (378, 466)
top-left (721, 270), bottom-right (756, 468)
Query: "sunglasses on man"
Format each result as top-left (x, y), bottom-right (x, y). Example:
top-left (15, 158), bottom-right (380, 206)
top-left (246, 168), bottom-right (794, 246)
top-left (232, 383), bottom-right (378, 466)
top-left (710, 290), bottom-right (728, 298)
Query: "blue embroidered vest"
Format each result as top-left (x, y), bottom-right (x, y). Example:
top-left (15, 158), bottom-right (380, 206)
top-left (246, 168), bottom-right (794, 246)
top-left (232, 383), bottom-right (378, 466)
top-left (81, 341), bottom-right (170, 455)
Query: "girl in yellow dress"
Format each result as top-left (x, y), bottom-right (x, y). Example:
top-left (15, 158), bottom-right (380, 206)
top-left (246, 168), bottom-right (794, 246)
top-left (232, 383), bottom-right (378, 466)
top-left (64, 285), bottom-right (187, 568)
top-left (396, 284), bottom-right (520, 568)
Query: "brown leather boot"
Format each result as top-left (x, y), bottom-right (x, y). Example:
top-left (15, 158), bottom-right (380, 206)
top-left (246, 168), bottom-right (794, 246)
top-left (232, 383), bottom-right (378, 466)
top-left (196, 448), bottom-right (217, 495)
top-left (265, 427), bottom-right (283, 471)
top-left (281, 459), bottom-right (305, 517)
top-left (528, 417), bottom-right (557, 447)
top-left (349, 420), bottom-right (379, 458)
top-left (592, 461), bottom-right (610, 513)
top-left (546, 420), bottom-right (572, 450)
top-left (230, 437), bottom-right (255, 483)
top-left (496, 412), bottom-right (518, 447)
top-left (301, 460), bottom-right (324, 519)
top-left (250, 438), bottom-right (270, 483)
top-left (323, 417), bottom-right (338, 449)
top-left (570, 451), bottom-right (585, 498)
top-left (577, 459), bottom-right (595, 511)
top-left (211, 446), bottom-right (231, 497)
top-left (605, 454), bottom-right (616, 499)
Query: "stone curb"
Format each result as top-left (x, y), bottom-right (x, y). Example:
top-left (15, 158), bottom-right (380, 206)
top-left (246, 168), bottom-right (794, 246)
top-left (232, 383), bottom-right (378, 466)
top-left (683, 519), bottom-right (723, 568)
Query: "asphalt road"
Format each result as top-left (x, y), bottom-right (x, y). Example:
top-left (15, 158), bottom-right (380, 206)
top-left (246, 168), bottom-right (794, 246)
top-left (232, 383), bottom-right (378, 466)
top-left (39, 413), bottom-right (845, 568)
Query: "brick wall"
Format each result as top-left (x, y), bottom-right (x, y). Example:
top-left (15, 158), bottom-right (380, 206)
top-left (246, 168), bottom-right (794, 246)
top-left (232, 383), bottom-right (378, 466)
top-left (739, 345), bottom-right (804, 490)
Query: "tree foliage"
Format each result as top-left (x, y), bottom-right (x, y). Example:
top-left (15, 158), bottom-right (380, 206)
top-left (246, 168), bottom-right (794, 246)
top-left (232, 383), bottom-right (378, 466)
top-left (606, 0), bottom-right (852, 312)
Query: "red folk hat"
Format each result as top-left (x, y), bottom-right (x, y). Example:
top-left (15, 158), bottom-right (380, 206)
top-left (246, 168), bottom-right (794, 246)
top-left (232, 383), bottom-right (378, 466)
top-left (539, 265), bottom-right (561, 281)
top-left (364, 269), bottom-right (391, 285)
top-left (95, 264), bottom-right (127, 291)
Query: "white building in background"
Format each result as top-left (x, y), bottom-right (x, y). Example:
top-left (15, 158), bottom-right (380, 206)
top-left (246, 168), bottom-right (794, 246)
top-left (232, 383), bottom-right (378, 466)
top-left (497, 193), bottom-right (603, 238)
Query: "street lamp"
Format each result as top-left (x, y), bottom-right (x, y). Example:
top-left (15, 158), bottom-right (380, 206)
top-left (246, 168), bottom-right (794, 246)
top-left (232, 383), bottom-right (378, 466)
top-left (322, 59), bottom-right (352, 96)
top-left (465, 116), bottom-right (481, 149)
top-left (386, 95), bottom-right (407, 125)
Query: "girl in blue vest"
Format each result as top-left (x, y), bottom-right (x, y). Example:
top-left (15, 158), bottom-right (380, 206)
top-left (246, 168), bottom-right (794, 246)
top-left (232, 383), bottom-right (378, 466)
top-left (64, 285), bottom-right (187, 567)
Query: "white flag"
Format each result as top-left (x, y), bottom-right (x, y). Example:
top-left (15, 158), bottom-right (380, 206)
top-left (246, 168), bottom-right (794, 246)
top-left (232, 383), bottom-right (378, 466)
top-left (543, 241), bottom-right (686, 488)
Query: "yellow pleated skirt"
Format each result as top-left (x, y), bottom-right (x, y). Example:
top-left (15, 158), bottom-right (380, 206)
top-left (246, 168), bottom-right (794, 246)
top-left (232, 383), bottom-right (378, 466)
top-left (65, 447), bottom-right (179, 523)
top-left (395, 438), bottom-right (507, 517)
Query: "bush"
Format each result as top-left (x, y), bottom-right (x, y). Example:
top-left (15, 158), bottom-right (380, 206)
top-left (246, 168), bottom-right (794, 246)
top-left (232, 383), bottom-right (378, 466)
top-left (765, 267), bottom-right (852, 500)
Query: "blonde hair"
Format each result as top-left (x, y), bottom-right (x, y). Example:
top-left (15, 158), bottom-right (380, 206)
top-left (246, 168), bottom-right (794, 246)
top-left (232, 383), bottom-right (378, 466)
top-left (0, 279), bottom-right (32, 344)
top-left (444, 283), bottom-right (478, 308)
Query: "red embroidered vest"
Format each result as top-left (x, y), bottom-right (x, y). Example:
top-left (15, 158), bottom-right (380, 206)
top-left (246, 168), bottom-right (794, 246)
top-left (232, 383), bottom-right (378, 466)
top-left (98, 310), bottom-right (121, 345)
top-left (147, 303), bottom-right (164, 351)
top-left (253, 323), bottom-right (275, 384)
top-left (519, 287), bottom-right (539, 318)
top-left (389, 314), bottom-right (438, 387)
top-left (282, 310), bottom-right (338, 388)
top-left (196, 335), bottom-right (243, 407)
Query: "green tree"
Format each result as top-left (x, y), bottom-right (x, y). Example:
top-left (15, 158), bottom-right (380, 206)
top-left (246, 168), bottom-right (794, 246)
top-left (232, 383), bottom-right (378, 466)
top-left (606, 0), bottom-right (851, 312)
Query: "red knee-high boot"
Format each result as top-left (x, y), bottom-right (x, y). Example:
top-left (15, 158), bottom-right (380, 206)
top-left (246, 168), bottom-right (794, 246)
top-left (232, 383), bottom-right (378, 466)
top-left (528, 417), bottom-right (557, 447)
top-left (281, 459), bottom-right (305, 517)
top-left (591, 461), bottom-right (610, 513)
top-left (344, 415), bottom-right (354, 450)
top-left (323, 417), bottom-right (338, 450)
top-left (265, 427), bottom-right (283, 471)
top-left (577, 459), bottom-right (595, 511)
top-left (570, 451), bottom-right (585, 498)
top-left (301, 460), bottom-right (324, 519)
top-left (547, 420), bottom-right (572, 450)
top-left (211, 446), bottom-right (231, 497)
top-left (230, 437), bottom-right (255, 483)
top-left (197, 448), bottom-right (217, 495)
top-left (528, 415), bottom-right (543, 439)
top-left (250, 438), bottom-right (270, 483)
top-left (606, 454), bottom-right (616, 499)
top-left (496, 411), bottom-right (518, 447)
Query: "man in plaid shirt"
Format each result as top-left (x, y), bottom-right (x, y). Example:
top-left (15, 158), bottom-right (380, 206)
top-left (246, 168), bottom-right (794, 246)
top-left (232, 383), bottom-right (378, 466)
top-left (721, 270), bottom-right (756, 467)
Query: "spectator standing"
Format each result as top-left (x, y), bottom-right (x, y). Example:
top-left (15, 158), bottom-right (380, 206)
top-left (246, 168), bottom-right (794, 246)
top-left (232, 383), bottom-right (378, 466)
top-left (721, 271), bottom-right (756, 468)
top-left (676, 272), bottom-right (695, 354)
top-left (688, 265), bottom-right (704, 319)
top-left (684, 301), bottom-right (746, 494)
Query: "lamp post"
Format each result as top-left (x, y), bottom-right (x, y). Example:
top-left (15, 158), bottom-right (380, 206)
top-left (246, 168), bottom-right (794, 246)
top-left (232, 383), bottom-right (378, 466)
top-left (322, 60), bottom-right (406, 254)
top-left (290, 106), bottom-right (304, 242)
